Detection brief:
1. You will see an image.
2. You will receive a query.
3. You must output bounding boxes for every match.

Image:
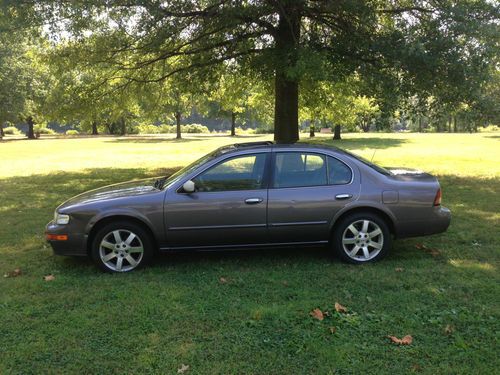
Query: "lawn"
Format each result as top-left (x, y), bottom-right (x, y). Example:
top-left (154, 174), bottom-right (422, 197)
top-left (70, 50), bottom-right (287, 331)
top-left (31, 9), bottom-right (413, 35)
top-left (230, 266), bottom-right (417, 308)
top-left (1, 132), bottom-right (499, 374)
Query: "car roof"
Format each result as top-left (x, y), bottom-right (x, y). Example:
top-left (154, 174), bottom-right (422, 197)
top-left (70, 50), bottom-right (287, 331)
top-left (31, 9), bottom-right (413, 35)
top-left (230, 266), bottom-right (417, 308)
top-left (216, 141), bottom-right (347, 156)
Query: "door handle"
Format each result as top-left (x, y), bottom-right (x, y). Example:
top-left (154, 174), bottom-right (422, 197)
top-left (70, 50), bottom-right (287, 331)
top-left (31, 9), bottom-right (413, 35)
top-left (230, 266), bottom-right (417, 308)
top-left (245, 198), bottom-right (263, 204)
top-left (335, 194), bottom-right (352, 200)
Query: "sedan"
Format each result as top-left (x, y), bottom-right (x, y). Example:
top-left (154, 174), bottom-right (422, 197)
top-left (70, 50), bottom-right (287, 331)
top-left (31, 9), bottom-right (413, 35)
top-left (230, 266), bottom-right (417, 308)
top-left (46, 141), bottom-right (451, 272)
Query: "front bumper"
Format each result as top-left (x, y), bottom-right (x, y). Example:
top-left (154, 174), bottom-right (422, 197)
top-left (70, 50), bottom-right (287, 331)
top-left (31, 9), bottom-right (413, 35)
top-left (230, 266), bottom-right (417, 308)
top-left (45, 221), bottom-right (88, 257)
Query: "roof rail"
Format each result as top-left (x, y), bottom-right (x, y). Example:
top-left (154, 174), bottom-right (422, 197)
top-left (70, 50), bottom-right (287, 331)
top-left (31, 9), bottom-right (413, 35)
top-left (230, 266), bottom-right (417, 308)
top-left (233, 141), bottom-right (274, 148)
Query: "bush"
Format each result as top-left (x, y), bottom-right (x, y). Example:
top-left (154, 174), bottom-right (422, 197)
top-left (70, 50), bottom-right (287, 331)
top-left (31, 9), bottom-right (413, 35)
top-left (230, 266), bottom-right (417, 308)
top-left (33, 125), bottom-right (56, 135)
top-left (254, 125), bottom-right (274, 134)
top-left (65, 130), bottom-right (79, 135)
top-left (137, 124), bottom-right (161, 134)
top-left (182, 124), bottom-right (210, 133)
top-left (234, 127), bottom-right (256, 135)
top-left (3, 126), bottom-right (21, 135)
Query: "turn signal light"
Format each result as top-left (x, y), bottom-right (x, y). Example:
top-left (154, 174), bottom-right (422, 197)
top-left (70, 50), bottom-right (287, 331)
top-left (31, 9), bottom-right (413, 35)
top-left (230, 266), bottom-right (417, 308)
top-left (46, 234), bottom-right (68, 241)
top-left (433, 188), bottom-right (442, 206)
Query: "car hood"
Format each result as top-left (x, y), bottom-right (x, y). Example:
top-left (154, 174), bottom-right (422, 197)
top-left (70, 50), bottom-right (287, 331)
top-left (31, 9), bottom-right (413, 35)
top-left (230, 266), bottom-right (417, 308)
top-left (58, 178), bottom-right (163, 210)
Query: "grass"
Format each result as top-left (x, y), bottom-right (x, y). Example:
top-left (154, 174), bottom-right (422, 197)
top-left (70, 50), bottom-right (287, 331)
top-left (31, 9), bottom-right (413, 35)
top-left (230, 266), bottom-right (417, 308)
top-left (0, 132), bottom-right (499, 374)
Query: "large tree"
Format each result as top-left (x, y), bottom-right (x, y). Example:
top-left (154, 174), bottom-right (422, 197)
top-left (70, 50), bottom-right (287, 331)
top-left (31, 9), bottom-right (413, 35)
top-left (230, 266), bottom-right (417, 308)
top-left (4, 0), bottom-right (498, 142)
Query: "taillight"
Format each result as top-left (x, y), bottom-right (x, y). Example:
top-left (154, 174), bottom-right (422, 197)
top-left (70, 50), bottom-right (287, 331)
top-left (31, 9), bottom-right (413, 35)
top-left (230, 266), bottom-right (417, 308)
top-left (433, 188), bottom-right (442, 206)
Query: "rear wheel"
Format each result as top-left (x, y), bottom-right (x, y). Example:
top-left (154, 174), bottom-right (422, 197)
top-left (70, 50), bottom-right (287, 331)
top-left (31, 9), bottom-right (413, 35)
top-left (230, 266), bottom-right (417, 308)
top-left (91, 221), bottom-right (153, 273)
top-left (332, 212), bottom-right (392, 264)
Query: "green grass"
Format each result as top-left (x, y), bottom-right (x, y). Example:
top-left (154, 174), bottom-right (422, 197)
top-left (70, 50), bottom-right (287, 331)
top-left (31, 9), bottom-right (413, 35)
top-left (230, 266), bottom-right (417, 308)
top-left (1, 132), bottom-right (499, 374)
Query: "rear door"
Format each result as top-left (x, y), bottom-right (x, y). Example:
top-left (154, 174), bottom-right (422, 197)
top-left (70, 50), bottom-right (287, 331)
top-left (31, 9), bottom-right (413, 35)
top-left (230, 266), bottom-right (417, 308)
top-left (267, 151), bottom-right (358, 244)
top-left (164, 152), bottom-right (270, 248)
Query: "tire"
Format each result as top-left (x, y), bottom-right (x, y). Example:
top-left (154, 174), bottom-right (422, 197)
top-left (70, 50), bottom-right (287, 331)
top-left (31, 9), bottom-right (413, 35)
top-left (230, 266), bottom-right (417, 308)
top-left (91, 221), bottom-right (154, 273)
top-left (332, 212), bottom-right (392, 264)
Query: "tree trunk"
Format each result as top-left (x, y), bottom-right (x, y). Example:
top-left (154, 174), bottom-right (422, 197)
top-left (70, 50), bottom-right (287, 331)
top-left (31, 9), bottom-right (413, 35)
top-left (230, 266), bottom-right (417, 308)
top-left (453, 116), bottom-right (457, 133)
top-left (0, 122), bottom-right (4, 139)
top-left (309, 120), bottom-right (315, 137)
top-left (418, 116), bottom-right (422, 132)
top-left (333, 125), bottom-right (341, 140)
top-left (26, 116), bottom-right (35, 139)
top-left (273, 3), bottom-right (301, 144)
top-left (120, 117), bottom-right (126, 135)
top-left (175, 112), bottom-right (181, 139)
top-left (231, 112), bottom-right (236, 136)
top-left (91, 121), bottom-right (98, 135)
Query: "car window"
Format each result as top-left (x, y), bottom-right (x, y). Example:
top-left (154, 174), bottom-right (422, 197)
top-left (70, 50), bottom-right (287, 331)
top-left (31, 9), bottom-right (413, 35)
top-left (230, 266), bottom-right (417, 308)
top-left (193, 153), bottom-right (267, 192)
top-left (328, 156), bottom-right (352, 184)
top-left (274, 152), bottom-right (327, 188)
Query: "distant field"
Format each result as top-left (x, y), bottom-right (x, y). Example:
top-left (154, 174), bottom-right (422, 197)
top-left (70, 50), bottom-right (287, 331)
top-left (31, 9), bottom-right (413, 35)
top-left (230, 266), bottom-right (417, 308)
top-left (1, 132), bottom-right (499, 374)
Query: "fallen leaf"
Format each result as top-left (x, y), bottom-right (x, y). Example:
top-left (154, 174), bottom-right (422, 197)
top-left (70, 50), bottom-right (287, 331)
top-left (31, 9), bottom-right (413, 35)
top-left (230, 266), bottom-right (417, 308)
top-left (219, 277), bottom-right (227, 284)
top-left (177, 364), bottom-right (189, 374)
top-left (4, 268), bottom-right (22, 278)
top-left (329, 326), bottom-right (336, 334)
top-left (43, 274), bottom-right (55, 281)
top-left (411, 364), bottom-right (422, 372)
top-left (282, 280), bottom-right (289, 286)
top-left (415, 243), bottom-right (427, 250)
top-left (335, 302), bottom-right (347, 314)
top-left (428, 248), bottom-right (441, 257)
top-left (388, 335), bottom-right (413, 345)
top-left (395, 267), bottom-right (404, 272)
top-left (310, 308), bottom-right (324, 321)
top-left (444, 324), bottom-right (454, 335)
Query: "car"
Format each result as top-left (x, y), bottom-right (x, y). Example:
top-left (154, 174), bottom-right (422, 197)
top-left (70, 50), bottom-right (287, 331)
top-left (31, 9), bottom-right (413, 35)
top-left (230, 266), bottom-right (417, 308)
top-left (46, 141), bottom-right (451, 272)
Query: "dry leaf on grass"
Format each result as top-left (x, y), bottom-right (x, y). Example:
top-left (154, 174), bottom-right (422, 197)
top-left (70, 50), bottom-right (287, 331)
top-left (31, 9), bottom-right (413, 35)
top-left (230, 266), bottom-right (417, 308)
top-left (395, 267), bottom-right (404, 272)
top-left (177, 364), bottom-right (190, 374)
top-left (310, 308), bottom-right (324, 321)
top-left (415, 243), bottom-right (427, 250)
top-left (335, 302), bottom-right (347, 314)
top-left (43, 274), bottom-right (55, 281)
top-left (416, 243), bottom-right (441, 257)
top-left (4, 268), bottom-right (22, 278)
top-left (329, 327), bottom-right (337, 334)
top-left (219, 277), bottom-right (227, 284)
top-left (388, 335), bottom-right (413, 345)
top-left (444, 324), bottom-right (454, 335)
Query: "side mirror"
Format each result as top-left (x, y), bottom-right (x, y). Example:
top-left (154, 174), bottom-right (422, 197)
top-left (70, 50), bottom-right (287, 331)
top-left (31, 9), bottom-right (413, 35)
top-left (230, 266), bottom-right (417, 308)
top-left (182, 180), bottom-right (195, 193)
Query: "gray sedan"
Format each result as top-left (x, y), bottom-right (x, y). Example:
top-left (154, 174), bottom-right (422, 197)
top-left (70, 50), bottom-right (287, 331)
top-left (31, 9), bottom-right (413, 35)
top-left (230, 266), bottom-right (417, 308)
top-left (46, 141), bottom-right (451, 272)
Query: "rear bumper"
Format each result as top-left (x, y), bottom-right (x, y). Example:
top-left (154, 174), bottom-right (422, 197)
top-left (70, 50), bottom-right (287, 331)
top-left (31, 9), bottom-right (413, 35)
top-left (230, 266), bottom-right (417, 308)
top-left (396, 206), bottom-right (451, 239)
top-left (45, 221), bottom-right (88, 257)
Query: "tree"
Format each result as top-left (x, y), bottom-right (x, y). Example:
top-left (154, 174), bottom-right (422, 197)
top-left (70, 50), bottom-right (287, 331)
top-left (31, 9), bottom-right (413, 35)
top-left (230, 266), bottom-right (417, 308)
top-left (353, 97), bottom-right (380, 132)
top-left (5, 0), bottom-right (497, 143)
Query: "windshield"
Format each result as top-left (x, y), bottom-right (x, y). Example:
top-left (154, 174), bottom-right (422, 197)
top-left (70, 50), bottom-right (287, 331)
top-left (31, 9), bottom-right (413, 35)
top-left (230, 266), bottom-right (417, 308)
top-left (341, 150), bottom-right (392, 176)
top-left (162, 150), bottom-right (218, 188)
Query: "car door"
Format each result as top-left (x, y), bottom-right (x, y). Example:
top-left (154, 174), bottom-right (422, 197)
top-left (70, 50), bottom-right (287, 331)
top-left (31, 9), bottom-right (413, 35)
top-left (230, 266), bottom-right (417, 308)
top-left (267, 151), bottom-right (359, 244)
top-left (164, 152), bottom-right (270, 248)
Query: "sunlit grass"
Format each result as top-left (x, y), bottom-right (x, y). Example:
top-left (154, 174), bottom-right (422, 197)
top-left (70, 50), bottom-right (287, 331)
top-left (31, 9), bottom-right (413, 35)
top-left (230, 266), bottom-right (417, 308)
top-left (0, 132), bottom-right (499, 374)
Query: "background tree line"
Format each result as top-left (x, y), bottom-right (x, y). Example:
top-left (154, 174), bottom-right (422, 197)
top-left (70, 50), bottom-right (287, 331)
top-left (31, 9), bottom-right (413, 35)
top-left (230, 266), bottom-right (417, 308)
top-left (0, 1), bottom-right (498, 141)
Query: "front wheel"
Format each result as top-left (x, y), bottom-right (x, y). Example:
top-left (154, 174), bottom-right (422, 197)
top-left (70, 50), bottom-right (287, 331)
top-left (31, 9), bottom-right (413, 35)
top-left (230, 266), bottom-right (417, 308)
top-left (332, 212), bottom-right (392, 264)
top-left (91, 221), bottom-right (153, 273)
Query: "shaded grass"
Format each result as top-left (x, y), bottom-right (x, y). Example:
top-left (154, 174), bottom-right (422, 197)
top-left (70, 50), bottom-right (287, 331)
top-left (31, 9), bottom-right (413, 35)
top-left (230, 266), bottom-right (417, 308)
top-left (1, 133), bottom-right (499, 374)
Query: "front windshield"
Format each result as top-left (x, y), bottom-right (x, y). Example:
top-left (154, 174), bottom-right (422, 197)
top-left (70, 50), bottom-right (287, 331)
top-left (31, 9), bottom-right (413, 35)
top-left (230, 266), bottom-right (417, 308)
top-left (341, 150), bottom-right (392, 176)
top-left (162, 150), bottom-right (218, 188)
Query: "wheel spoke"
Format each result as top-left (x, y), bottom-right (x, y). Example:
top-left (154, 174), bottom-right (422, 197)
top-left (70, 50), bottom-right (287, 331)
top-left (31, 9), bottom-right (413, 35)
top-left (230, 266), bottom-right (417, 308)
top-left (112, 230), bottom-right (122, 243)
top-left (116, 257), bottom-right (123, 270)
top-left (369, 228), bottom-right (382, 238)
top-left (368, 241), bottom-right (382, 250)
top-left (349, 245), bottom-right (360, 257)
top-left (102, 252), bottom-right (117, 262)
top-left (126, 255), bottom-right (137, 267)
top-left (362, 246), bottom-right (370, 259)
top-left (125, 232), bottom-right (136, 245)
top-left (343, 238), bottom-right (356, 245)
top-left (347, 224), bottom-right (359, 236)
top-left (101, 241), bottom-right (115, 250)
top-left (361, 220), bottom-right (369, 233)
top-left (128, 246), bottom-right (143, 253)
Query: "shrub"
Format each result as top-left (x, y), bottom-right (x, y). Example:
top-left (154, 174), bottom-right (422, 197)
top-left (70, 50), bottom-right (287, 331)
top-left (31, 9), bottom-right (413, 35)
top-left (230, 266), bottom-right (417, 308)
top-left (234, 127), bottom-right (256, 135)
top-left (137, 124), bottom-right (161, 134)
top-left (3, 126), bottom-right (21, 135)
top-left (65, 130), bottom-right (79, 135)
top-left (158, 124), bottom-right (210, 134)
top-left (33, 125), bottom-right (56, 135)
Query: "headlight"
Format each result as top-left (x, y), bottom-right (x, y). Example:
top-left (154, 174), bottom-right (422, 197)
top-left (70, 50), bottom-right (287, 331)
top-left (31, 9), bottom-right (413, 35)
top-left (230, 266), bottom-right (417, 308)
top-left (54, 212), bottom-right (70, 225)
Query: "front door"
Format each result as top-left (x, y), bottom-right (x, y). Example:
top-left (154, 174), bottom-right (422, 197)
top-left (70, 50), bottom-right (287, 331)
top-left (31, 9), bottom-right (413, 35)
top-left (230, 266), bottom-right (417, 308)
top-left (164, 152), bottom-right (270, 248)
top-left (267, 151), bottom-right (358, 244)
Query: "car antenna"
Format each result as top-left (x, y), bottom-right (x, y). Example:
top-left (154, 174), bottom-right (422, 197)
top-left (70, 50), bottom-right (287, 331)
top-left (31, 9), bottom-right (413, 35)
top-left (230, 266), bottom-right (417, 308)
top-left (370, 150), bottom-right (377, 163)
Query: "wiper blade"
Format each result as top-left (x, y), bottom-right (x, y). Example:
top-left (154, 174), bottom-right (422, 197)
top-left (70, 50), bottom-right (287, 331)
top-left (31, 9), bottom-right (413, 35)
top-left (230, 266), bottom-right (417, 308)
top-left (153, 177), bottom-right (167, 190)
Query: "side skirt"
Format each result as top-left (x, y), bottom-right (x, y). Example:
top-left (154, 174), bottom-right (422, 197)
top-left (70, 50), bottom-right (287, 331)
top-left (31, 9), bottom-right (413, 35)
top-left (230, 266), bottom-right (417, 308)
top-left (159, 240), bottom-right (329, 252)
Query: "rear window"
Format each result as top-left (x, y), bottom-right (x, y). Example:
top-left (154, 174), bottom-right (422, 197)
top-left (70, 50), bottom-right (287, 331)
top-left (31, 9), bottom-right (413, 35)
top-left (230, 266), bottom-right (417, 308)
top-left (341, 150), bottom-right (392, 176)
